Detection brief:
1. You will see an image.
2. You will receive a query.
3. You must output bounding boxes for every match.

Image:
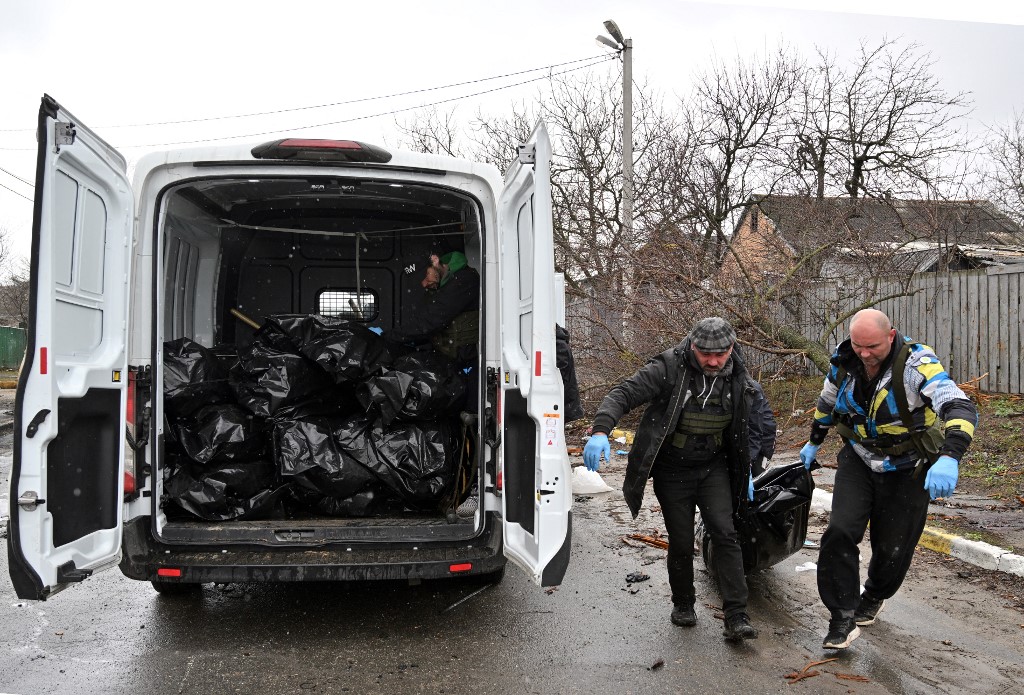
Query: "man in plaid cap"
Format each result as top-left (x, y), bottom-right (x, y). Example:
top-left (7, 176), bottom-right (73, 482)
top-left (584, 317), bottom-right (775, 642)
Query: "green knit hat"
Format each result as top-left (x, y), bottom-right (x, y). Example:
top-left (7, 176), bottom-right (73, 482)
top-left (439, 251), bottom-right (467, 286)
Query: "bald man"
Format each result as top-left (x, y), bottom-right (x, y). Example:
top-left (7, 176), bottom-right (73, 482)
top-left (800, 309), bottom-right (978, 650)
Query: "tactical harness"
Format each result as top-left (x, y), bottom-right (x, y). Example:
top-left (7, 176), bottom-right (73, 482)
top-left (671, 377), bottom-right (733, 460)
top-left (831, 340), bottom-right (943, 473)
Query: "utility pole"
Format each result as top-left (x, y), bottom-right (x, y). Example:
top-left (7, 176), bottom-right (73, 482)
top-left (597, 20), bottom-right (633, 236)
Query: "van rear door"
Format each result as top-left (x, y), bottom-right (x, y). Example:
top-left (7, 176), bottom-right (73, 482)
top-left (497, 122), bottom-right (572, 587)
top-left (7, 95), bottom-right (133, 600)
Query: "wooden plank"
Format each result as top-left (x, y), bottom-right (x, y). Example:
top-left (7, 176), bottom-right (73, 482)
top-left (976, 272), bottom-right (988, 391)
top-left (967, 272), bottom-right (982, 386)
top-left (996, 273), bottom-right (1009, 393)
top-left (936, 273), bottom-right (954, 378)
top-left (1007, 270), bottom-right (1015, 391)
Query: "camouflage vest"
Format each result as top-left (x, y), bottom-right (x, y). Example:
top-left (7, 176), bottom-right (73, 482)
top-left (432, 309), bottom-right (479, 360)
top-left (670, 376), bottom-right (733, 461)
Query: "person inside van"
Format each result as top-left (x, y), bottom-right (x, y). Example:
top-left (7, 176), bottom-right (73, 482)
top-left (383, 250), bottom-right (480, 367)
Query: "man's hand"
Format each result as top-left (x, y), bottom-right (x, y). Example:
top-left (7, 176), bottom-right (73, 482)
top-left (799, 442), bottom-right (820, 470)
top-left (583, 433), bottom-right (611, 472)
top-left (925, 455), bottom-right (958, 500)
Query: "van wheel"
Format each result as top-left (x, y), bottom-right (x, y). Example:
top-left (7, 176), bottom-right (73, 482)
top-left (151, 580), bottom-right (201, 595)
top-left (481, 564), bottom-right (506, 585)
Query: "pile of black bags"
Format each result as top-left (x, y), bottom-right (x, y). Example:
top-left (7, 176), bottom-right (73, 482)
top-left (161, 316), bottom-right (468, 521)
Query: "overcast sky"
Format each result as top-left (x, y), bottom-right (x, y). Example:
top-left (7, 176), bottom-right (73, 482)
top-left (1, 0), bottom-right (1023, 271)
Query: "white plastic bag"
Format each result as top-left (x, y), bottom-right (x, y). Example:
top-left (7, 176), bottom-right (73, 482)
top-left (572, 467), bottom-right (614, 494)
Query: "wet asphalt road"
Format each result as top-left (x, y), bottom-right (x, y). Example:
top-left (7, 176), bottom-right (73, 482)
top-left (3, 434), bottom-right (1024, 694)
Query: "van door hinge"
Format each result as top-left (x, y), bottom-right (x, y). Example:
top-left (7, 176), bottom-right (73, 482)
top-left (25, 409), bottom-right (50, 438)
top-left (56, 561), bottom-right (92, 584)
top-left (17, 491), bottom-right (45, 511)
top-left (517, 143), bottom-right (536, 165)
top-left (54, 121), bottom-right (76, 151)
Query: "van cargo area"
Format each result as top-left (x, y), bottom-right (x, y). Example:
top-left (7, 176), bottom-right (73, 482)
top-left (150, 175), bottom-right (488, 547)
top-left (11, 98), bottom-right (571, 600)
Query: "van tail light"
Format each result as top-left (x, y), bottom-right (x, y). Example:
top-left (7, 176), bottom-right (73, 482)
top-left (124, 369), bottom-right (137, 500)
top-left (156, 568), bottom-right (182, 578)
top-left (124, 366), bottom-right (151, 501)
top-left (449, 563), bottom-right (472, 574)
top-left (251, 139), bottom-right (392, 163)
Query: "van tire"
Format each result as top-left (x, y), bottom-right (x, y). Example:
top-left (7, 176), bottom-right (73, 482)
top-left (481, 564), bottom-right (506, 585)
top-left (151, 580), bottom-right (201, 595)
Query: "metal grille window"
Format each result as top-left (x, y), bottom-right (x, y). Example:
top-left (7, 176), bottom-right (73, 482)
top-left (317, 289), bottom-right (378, 321)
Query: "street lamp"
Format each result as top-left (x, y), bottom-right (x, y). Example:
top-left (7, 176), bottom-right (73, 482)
top-left (596, 19), bottom-right (633, 236)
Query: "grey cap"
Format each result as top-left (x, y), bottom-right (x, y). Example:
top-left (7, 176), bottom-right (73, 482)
top-left (688, 317), bottom-right (736, 353)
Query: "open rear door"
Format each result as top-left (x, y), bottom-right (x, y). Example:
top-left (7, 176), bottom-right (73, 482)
top-left (7, 95), bottom-right (132, 600)
top-left (498, 121), bottom-right (572, 586)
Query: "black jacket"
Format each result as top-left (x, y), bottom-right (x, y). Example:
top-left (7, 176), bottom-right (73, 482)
top-left (592, 341), bottom-right (770, 518)
top-left (388, 266), bottom-right (480, 344)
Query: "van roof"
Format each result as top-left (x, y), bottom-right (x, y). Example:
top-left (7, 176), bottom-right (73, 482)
top-left (132, 140), bottom-right (503, 187)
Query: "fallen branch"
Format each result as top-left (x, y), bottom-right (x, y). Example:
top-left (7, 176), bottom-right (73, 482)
top-left (834, 673), bottom-right (870, 682)
top-left (625, 533), bottom-right (669, 550)
top-left (784, 658), bottom-right (837, 684)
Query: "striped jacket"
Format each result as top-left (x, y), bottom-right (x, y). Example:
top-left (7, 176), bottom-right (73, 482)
top-left (810, 336), bottom-right (977, 473)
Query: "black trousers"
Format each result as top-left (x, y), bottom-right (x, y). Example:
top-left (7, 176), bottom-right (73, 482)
top-left (817, 445), bottom-right (931, 619)
top-left (652, 459), bottom-right (748, 618)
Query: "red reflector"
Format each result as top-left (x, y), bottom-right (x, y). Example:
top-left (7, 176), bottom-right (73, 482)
top-left (40, 347), bottom-right (47, 375)
top-left (449, 563), bottom-right (473, 573)
top-left (156, 568), bottom-right (182, 578)
top-left (535, 351), bottom-right (542, 376)
top-left (278, 138), bottom-right (362, 150)
top-left (126, 370), bottom-right (136, 424)
top-left (497, 469), bottom-right (503, 492)
top-left (124, 471), bottom-right (136, 495)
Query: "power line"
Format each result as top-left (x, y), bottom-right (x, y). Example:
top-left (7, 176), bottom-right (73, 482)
top-left (116, 55), bottom-right (615, 149)
top-left (0, 180), bottom-right (33, 202)
top-left (0, 54), bottom-right (609, 133)
top-left (0, 165), bottom-right (33, 188)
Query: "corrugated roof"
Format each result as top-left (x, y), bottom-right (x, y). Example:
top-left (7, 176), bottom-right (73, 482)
top-left (746, 195), bottom-right (1024, 250)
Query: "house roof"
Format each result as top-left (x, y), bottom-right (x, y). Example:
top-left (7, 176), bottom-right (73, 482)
top-left (821, 240), bottom-right (1024, 277)
top-left (743, 195), bottom-right (1024, 252)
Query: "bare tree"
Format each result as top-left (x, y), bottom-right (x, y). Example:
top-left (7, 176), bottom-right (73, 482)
top-left (781, 39), bottom-right (973, 201)
top-left (680, 46), bottom-right (798, 261)
top-left (984, 112), bottom-right (1024, 226)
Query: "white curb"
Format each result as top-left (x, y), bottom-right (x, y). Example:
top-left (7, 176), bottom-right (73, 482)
top-left (810, 488), bottom-right (1024, 578)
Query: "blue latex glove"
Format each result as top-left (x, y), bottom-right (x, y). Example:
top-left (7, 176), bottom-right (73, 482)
top-left (747, 473), bottom-right (755, 501)
top-left (583, 433), bottom-right (611, 472)
top-left (367, 326), bottom-right (383, 335)
top-left (799, 442), bottom-right (820, 470)
top-left (924, 455), bottom-right (958, 500)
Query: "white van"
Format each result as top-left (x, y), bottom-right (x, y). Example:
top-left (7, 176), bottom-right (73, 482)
top-left (7, 95), bottom-right (573, 600)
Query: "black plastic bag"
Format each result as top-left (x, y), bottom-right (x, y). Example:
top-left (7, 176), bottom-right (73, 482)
top-left (274, 412), bottom-right (378, 499)
top-left (357, 351), bottom-right (467, 425)
top-left (232, 324), bottom-right (334, 417)
top-left (163, 338), bottom-right (234, 418)
top-left (163, 459), bottom-right (284, 521)
top-left (364, 419), bottom-right (458, 509)
top-left (174, 404), bottom-right (266, 464)
top-left (288, 486), bottom-right (390, 517)
top-left (698, 461), bottom-right (814, 574)
top-left (266, 315), bottom-right (392, 384)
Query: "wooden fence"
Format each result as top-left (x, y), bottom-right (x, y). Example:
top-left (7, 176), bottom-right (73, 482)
top-left (789, 267), bottom-right (1024, 393)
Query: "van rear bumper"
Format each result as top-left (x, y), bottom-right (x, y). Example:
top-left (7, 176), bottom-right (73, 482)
top-left (118, 515), bottom-right (506, 583)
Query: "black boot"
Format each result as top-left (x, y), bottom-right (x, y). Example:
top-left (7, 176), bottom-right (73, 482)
top-left (671, 604), bottom-right (697, 627)
top-left (723, 613), bottom-right (758, 641)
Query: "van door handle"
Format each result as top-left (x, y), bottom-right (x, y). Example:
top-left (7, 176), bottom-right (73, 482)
top-left (25, 409), bottom-right (51, 438)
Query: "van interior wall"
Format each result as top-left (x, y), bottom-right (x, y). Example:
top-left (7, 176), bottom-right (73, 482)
top-left (157, 181), bottom-right (485, 530)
